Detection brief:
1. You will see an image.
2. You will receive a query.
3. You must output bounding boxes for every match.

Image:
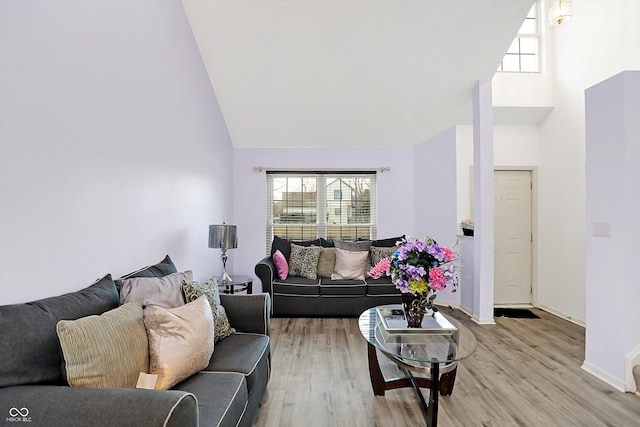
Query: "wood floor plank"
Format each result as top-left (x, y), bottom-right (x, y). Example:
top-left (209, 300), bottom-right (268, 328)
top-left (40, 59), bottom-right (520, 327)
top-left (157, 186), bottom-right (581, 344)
top-left (254, 308), bottom-right (640, 427)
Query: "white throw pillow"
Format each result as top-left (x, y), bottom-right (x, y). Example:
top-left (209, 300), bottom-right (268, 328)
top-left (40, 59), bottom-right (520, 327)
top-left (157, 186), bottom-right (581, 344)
top-left (331, 247), bottom-right (369, 280)
top-left (143, 295), bottom-right (214, 390)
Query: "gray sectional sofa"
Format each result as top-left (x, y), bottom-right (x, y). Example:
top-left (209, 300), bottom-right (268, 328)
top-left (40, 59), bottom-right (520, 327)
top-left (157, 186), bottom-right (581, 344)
top-left (0, 256), bottom-right (270, 427)
top-left (255, 236), bottom-right (403, 317)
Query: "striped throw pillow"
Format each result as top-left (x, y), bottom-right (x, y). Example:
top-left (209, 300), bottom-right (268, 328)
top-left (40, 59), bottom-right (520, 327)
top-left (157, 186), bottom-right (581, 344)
top-left (56, 301), bottom-right (149, 388)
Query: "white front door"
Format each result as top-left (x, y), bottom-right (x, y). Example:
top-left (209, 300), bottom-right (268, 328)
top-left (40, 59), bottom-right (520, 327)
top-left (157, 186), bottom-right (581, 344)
top-left (494, 170), bottom-right (532, 305)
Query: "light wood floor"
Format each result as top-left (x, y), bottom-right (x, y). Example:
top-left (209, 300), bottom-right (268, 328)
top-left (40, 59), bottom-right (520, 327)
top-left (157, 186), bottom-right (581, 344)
top-left (254, 308), bottom-right (640, 427)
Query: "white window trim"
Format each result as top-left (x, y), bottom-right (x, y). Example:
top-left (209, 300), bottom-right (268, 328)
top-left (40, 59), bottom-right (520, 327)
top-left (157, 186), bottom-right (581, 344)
top-left (265, 172), bottom-right (377, 253)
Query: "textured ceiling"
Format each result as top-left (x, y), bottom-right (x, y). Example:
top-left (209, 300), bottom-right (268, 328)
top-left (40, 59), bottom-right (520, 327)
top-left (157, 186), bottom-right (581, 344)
top-left (182, 0), bottom-right (534, 148)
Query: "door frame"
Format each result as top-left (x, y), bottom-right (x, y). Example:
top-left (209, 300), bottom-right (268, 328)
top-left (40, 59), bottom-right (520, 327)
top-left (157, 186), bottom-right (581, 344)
top-left (470, 165), bottom-right (539, 307)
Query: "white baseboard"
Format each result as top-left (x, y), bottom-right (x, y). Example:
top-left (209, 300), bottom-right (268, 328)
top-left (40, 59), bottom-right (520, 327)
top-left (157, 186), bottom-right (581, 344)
top-left (581, 361), bottom-right (626, 392)
top-left (470, 314), bottom-right (496, 325)
top-left (625, 345), bottom-right (640, 392)
top-left (538, 303), bottom-right (586, 327)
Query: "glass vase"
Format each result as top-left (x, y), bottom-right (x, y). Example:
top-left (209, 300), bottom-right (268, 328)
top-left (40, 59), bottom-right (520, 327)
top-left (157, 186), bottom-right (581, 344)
top-left (402, 292), bottom-right (426, 328)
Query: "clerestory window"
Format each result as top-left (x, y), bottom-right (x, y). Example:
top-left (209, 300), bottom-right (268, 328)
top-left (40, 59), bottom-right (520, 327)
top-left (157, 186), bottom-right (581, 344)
top-left (498, 3), bottom-right (540, 73)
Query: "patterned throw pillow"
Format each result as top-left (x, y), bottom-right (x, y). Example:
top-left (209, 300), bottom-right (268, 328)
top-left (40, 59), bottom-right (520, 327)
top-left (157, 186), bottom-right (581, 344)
top-left (182, 278), bottom-right (235, 342)
top-left (370, 245), bottom-right (398, 267)
top-left (144, 295), bottom-right (214, 390)
top-left (56, 301), bottom-right (149, 389)
top-left (288, 243), bottom-right (322, 279)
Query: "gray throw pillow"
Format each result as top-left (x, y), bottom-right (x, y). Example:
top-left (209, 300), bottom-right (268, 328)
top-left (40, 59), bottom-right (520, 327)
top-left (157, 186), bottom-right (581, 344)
top-left (120, 271), bottom-right (192, 308)
top-left (335, 240), bottom-right (372, 252)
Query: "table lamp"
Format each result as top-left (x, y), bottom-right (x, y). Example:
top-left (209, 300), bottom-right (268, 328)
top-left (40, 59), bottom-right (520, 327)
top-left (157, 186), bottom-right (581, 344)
top-left (208, 223), bottom-right (238, 285)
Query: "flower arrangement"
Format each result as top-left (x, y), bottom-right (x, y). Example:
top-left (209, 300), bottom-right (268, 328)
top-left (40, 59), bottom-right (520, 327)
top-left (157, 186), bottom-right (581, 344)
top-left (368, 236), bottom-right (459, 312)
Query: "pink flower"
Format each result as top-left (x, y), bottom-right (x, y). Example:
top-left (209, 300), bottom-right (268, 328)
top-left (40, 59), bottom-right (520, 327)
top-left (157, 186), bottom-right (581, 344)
top-left (442, 247), bottom-right (456, 262)
top-left (368, 258), bottom-right (391, 279)
top-left (428, 268), bottom-right (447, 291)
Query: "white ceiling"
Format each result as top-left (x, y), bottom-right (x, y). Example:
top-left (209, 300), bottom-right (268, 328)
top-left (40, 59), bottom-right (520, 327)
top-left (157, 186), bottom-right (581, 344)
top-left (182, 0), bottom-right (535, 148)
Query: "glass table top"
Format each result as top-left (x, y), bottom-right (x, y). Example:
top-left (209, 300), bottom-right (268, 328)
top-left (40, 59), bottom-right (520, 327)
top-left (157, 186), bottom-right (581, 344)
top-left (359, 305), bottom-right (477, 366)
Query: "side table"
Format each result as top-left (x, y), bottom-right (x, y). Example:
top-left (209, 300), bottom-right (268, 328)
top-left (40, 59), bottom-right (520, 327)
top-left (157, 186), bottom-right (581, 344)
top-left (218, 275), bottom-right (253, 294)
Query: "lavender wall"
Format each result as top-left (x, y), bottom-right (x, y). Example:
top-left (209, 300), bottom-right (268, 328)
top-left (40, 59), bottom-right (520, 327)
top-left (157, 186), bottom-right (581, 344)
top-left (231, 147), bottom-right (416, 282)
top-left (413, 128), bottom-right (459, 306)
top-left (0, 0), bottom-right (234, 304)
top-left (232, 138), bottom-right (459, 293)
top-left (584, 71), bottom-right (640, 390)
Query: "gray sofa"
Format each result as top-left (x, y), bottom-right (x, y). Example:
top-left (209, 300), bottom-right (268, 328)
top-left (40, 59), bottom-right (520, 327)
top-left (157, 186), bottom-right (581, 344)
top-left (255, 236), bottom-right (403, 317)
top-left (0, 256), bottom-right (270, 427)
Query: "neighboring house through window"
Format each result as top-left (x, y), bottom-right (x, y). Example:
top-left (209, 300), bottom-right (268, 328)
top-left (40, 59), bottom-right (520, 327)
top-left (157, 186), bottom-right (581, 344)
top-left (266, 172), bottom-right (377, 251)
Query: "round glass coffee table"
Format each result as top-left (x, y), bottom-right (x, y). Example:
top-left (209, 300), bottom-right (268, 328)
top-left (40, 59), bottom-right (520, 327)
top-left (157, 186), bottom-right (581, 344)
top-left (359, 305), bottom-right (477, 427)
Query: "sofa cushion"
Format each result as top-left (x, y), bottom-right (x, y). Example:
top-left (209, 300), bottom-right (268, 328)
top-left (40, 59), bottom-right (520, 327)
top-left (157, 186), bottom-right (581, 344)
top-left (371, 236), bottom-right (404, 247)
top-left (320, 278), bottom-right (367, 296)
top-left (204, 333), bottom-right (270, 399)
top-left (182, 278), bottom-right (235, 342)
top-left (0, 274), bottom-right (120, 388)
top-left (120, 271), bottom-right (191, 308)
top-left (331, 248), bottom-right (369, 280)
top-left (365, 276), bottom-right (399, 295)
top-left (114, 254), bottom-right (178, 292)
top-left (174, 371), bottom-right (247, 427)
top-left (316, 247), bottom-right (336, 278)
top-left (144, 295), bottom-right (215, 390)
top-left (56, 301), bottom-right (149, 388)
top-left (288, 244), bottom-right (322, 279)
top-left (273, 277), bottom-right (319, 296)
top-left (270, 236), bottom-right (322, 261)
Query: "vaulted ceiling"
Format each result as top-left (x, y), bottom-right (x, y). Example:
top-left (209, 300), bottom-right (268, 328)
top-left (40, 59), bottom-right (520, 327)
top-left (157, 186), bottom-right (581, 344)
top-left (182, 0), bottom-right (534, 148)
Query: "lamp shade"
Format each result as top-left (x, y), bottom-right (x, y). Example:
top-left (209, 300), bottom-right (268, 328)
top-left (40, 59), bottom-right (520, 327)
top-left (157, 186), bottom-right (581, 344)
top-left (208, 224), bottom-right (238, 249)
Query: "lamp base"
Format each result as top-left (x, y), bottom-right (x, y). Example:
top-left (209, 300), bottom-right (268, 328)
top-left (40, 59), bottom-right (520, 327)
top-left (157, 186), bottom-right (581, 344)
top-left (219, 271), bottom-right (233, 286)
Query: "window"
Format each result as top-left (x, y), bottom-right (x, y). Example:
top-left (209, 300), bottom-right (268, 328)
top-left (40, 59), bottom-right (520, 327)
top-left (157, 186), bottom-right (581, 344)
top-left (497, 3), bottom-right (540, 73)
top-left (266, 172), bottom-right (377, 250)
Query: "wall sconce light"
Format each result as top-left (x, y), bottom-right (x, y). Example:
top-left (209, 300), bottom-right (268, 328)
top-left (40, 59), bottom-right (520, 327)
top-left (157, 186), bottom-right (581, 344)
top-left (208, 223), bottom-right (238, 285)
top-left (548, 0), bottom-right (572, 26)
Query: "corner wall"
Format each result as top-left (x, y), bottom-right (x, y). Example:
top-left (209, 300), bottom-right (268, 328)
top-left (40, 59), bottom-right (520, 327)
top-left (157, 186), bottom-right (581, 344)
top-left (0, 0), bottom-right (234, 304)
top-left (584, 71), bottom-right (640, 391)
top-left (413, 127), bottom-right (459, 306)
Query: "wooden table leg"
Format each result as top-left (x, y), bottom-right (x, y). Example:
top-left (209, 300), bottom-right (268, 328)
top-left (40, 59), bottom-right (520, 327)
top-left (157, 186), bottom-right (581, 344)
top-left (367, 342), bottom-right (387, 395)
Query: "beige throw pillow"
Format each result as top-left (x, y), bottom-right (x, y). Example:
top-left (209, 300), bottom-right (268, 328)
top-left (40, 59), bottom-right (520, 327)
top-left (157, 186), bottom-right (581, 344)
top-left (56, 301), bottom-right (149, 389)
top-left (331, 247), bottom-right (369, 280)
top-left (120, 271), bottom-right (192, 308)
top-left (316, 247), bottom-right (336, 278)
top-left (144, 295), bottom-right (214, 390)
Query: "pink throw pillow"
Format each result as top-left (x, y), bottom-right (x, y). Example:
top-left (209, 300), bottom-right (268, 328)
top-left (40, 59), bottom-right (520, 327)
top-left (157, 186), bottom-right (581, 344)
top-left (272, 250), bottom-right (289, 280)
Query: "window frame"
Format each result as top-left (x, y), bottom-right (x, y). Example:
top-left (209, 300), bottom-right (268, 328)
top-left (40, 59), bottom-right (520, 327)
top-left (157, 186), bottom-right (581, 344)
top-left (497, 2), bottom-right (541, 73)
top-left (266, 171), bottom-right (377, 252)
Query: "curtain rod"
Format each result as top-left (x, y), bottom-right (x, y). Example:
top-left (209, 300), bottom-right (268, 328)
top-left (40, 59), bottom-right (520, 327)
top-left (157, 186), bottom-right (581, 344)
top-left (252, 166), bottom-right (391, 173)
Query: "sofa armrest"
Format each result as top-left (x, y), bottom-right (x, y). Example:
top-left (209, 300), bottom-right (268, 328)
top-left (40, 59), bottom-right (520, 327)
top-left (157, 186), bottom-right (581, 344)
top-left (220, 293), bottom-right (271, 336)
top-left (0, 385), bottom-right (197, 427)
top-left (255, 256), bottom-right (275, 297)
